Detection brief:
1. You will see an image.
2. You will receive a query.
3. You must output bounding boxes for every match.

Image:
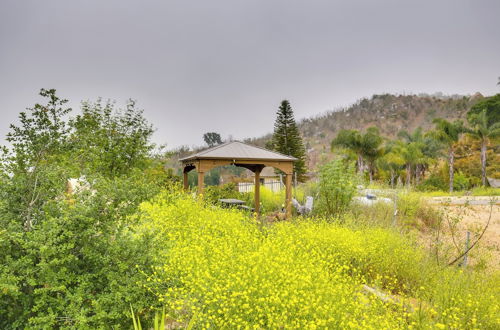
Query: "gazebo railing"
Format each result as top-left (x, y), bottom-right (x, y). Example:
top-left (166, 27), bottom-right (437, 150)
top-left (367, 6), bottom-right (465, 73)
top-left (238, 180), bottom-right (283, 193)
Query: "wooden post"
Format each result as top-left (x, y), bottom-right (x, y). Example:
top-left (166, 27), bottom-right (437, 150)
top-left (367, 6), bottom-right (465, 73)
top-left (285, 173), bottom-right (292, 219)
top-left (197, 171), bottom-right (205, 195)
top-left (183, 171), bottom-right (189, 191)
top-left (254, 169), bottom-right (261, 216)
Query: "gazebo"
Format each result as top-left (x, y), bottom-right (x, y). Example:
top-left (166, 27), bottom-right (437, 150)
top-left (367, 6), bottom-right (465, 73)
top-left (179, 141), bottom-right (297, 218)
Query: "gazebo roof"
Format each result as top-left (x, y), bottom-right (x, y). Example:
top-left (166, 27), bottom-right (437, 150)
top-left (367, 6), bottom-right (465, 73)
top-left (179, 141), bottom-right (297, 162)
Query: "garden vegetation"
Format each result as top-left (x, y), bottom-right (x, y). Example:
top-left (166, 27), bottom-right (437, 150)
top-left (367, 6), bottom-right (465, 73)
top-left (0, 89), bottom-right (499, 329)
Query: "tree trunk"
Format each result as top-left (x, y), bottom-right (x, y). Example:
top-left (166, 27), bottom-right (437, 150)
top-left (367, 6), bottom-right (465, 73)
top-left (357, 155), bottom-right (364, 175)
top-left (449, 148), bottom-right (454, 193)
top-left (368, 166), bottom-right (373, 184)
top-left (390, 169), bottom-right (395, 188)
top-left (406, 163), bottom-right (411, 186)
top-left (415, 164), bottom-right (421, 185)
top-left (481, 140), bottom-right (487, 186)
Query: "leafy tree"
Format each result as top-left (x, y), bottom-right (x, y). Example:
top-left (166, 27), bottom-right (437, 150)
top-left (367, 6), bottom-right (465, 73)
top-left (1, 88), bottom-right (72, 231)
top-left (331, 127), bottom-right (383, 183)
top-left (69, 99), bottom-right (154, 177)
top-left (270, 100), bottom-right (307, 180)
top-left (203, 132), bottom-right (223, 147)
top-left (361, 127), bottom-right (384, 183)
top-left (331, 129), bottom-right (364, 173)
top-left (429, 119), bottom-right (466, 192)
top-left (466, 109), bottom-right (500, 186)
top-left (468, 94), bottom-right (500, 127)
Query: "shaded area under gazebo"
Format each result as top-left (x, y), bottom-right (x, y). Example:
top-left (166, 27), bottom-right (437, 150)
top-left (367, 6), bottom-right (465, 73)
top-left (179, 141), bottom-right (296, 218)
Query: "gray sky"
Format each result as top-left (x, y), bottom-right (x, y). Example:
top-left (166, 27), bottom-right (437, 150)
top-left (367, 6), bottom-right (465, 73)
top-left (1, 0), bottom-right (499, 148)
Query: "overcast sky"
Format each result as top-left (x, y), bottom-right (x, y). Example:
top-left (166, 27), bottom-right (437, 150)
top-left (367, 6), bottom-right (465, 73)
top-left (1, 0), bottom-right (499, 148)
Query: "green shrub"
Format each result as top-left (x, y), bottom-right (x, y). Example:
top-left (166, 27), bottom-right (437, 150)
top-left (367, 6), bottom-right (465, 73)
top-left (204, 183), bottom-right (244, 204)
top-left (0, 173), bottom-right (167, 328)
top-left (316, 159), bottom-right (357, 218)
top-left (418, 172), bottom-right (448, 191)
top-left (453, 171), bottom-right (471, 191)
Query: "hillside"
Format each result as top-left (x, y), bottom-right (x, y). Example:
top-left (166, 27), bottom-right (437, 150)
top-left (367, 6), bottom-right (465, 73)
top-left (246, 93), bottom-right (485, 170)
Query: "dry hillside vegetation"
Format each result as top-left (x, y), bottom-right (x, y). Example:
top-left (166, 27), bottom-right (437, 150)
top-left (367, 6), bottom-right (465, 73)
top-left (247, 93), bottom-right (483, 170)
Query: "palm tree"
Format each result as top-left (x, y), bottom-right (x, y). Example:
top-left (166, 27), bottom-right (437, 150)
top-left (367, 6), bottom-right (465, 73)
top-left (331, 127), bottom-right (383, 183)
top-left (466, 109), bottom-right (500, 186)
top-left (378, 141), bottom-right (405, 187)
top-left (397, 140), bottom-right (425, 186)
top-left (331, 129), bottom-right (364, 174)
top-left (429, 119), bottom-right (466, 192)
top-left (361, 127), bottom-right (384, 183)
top-left (398, 128), bottom-right (439, 185)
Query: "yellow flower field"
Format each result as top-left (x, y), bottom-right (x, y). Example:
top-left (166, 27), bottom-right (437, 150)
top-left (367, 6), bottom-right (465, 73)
top-left (136, 191), bottom-right (499, 329)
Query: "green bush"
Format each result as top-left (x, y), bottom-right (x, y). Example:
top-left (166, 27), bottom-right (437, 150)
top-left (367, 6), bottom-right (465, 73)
top-left (418, 172), bottom-right (448, 191)
top-left (0, 173), bottom-right (168, 328)
top-left (204, 183), bottom-right (244, 204)
top-left (453, 171), bottom-right (471, 191)
top-left (419, 169), bottom-right (475, 192)
top-left (316, 159), bottom-right (357, 218)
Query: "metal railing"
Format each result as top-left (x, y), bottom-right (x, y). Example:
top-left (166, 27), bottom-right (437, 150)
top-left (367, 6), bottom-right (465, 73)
top-left (238, 180), bottom-right (283, 193)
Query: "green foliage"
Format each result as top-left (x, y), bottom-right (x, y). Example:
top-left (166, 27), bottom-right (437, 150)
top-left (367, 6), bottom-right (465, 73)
top-left (331, 127), bottom-right (383, 182)
top-left (466, 108), bottom-right (500, 185)
top-left (469, 93), bottom-right (500, 127)
top-left (418, 172), bottom-right (448, 191)
top-left (429, 118), bottom-right (467, 192)
top-left (467, 109), bottom-right (500, 140)
top-left (430, 118), bottom-right (466, 147)
top-left (131, 306), bottom-right (167, 330)
top-left (69, 99), bottom-right (154, 177)
top-left (0, 89), bottom-right (175, 328)
top-left (1, 89), bottom-right (73, 231)
top-left (270, 100), bottom-right (307, 180)
top-left (316, 159), bottom-right (357, 218)
top-left (453, 171), bottom-right (471, 191)
top-left (202, 132), bottom-right (222, 147)
top-left (0, 173), bottom-right (165, 328)
top-left (204, 183), bottom-right (244, 204)
top-left (184, 165), bottom-right (245, 188)
top-left (203, 167), bottom-right (221, 186)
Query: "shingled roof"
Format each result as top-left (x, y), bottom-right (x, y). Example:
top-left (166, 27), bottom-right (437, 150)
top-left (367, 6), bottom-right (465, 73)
top-left (179, 141), bottom-right (297, 162)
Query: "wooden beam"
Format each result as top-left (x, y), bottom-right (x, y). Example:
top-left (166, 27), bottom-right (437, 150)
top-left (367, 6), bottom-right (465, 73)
top-left (183, 158), bottom-right (294, 174)
top-left (254, 169), bottom-right (261, 216)
top-left (183, 171), bottom-right (189, 191)
top-left (197, 171), bottom-right (205, 195)
top-left (285, 173), bottom-right (292, 219)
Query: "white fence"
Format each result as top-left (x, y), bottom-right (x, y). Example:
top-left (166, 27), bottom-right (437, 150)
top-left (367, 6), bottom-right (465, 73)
top-left (238, 180), bottom-right (283, 193)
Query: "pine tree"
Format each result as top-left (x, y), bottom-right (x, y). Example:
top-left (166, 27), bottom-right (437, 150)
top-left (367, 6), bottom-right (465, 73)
top-left (270, 100), bottom-right (307, 181)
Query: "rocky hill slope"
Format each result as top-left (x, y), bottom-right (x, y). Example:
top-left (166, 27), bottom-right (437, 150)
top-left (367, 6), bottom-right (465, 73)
top-left (246, 93), bottom-right (484, 170)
